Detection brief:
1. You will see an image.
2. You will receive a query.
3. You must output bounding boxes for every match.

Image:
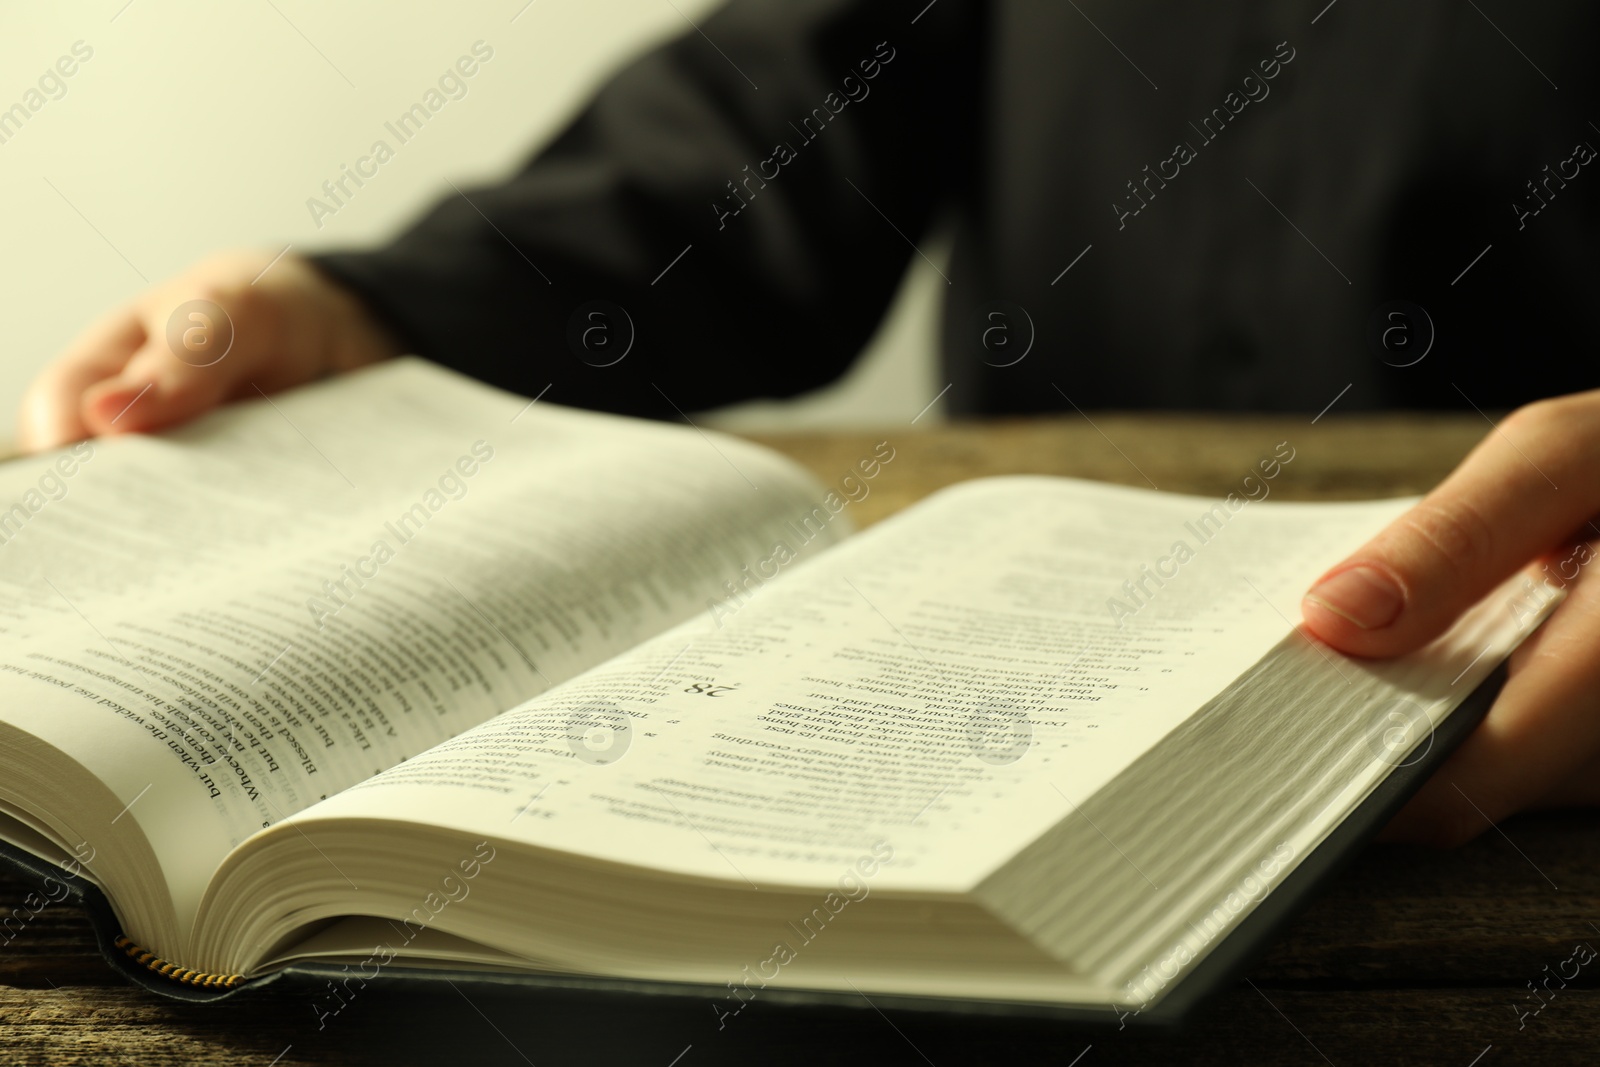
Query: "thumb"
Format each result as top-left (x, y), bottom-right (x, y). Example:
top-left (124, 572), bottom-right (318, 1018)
top-left (80, 301), bottom-right (241, 436)
top-left (1301, 398), bottom-right (1594, 658)
top-left (80, 346), bottom-right (238, 437)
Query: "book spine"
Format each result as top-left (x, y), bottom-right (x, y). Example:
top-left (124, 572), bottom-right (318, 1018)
top-left (0, 838), bottom-right (249, 1002)
top-left (112, 935), bottom-right (246, 990)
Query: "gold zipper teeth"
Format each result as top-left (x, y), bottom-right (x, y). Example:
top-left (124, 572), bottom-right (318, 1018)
top-left (112, 935), bottom-right (246, 990)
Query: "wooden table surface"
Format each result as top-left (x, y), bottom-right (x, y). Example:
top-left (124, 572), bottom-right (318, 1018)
top-left (5, 413), bottom-right (1595, 1066)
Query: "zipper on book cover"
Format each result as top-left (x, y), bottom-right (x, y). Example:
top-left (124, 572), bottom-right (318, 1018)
top-left (113, 935), bottom-right (246, 990)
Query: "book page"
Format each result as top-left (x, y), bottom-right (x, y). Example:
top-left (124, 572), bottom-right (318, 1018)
top-left (291, 473), bottom-right (1415, 895)
top-left (0, 359), bottom-right (846, 946)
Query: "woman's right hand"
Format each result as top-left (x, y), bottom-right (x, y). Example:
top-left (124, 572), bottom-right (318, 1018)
top-left (17, 250), bottom-right (404, 453)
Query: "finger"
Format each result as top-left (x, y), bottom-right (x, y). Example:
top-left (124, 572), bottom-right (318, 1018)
top-left (1378, 549), bottom-right (1600, 846)
top-left (1302, 394), bottom-right (1600, 657)
top-left (16, 311), bottom-right (145, 451)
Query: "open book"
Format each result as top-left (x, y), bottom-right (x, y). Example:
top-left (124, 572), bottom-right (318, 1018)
top-left (0, 359), bottom-right (1555, 1022)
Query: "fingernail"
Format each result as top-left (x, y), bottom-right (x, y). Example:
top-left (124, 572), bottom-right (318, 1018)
top-left (90, 381), bottom-right (155, 426)
top-left (1305, 566), bottom-right (1404, 630)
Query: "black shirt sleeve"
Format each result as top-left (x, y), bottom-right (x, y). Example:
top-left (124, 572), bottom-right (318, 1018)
top-left (311, 0), bottom-right (983, 417)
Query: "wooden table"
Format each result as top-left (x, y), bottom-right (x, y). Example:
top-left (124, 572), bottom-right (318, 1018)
top-left (4, 414), bottom-right (1595, 1066)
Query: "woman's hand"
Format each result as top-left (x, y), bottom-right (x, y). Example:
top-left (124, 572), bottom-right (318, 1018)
top-left (1301, 392), bottom-right (1600, 846)
top-left (17, 250), bottom-right (403, 452)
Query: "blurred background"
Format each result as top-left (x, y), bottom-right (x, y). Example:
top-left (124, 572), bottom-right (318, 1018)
top-left (0, 0), bottom-right (943, 440)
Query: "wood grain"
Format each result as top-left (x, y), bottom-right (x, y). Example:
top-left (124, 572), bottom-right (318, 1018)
top-left (7, 412), bottom-right (1592, 1067)
top-left (741, 412), bottom-right (1490, 532)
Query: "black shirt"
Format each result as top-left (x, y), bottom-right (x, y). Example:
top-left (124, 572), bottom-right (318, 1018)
top-left (313, 0), bottom-right (1600, 418)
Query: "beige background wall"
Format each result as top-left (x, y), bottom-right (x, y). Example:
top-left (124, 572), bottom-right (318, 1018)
top-left (0, 0), bottom-right (944, 439)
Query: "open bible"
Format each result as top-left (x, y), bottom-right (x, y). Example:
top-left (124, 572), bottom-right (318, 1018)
top-left (0, 359), bottom-right (1556, 1023)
